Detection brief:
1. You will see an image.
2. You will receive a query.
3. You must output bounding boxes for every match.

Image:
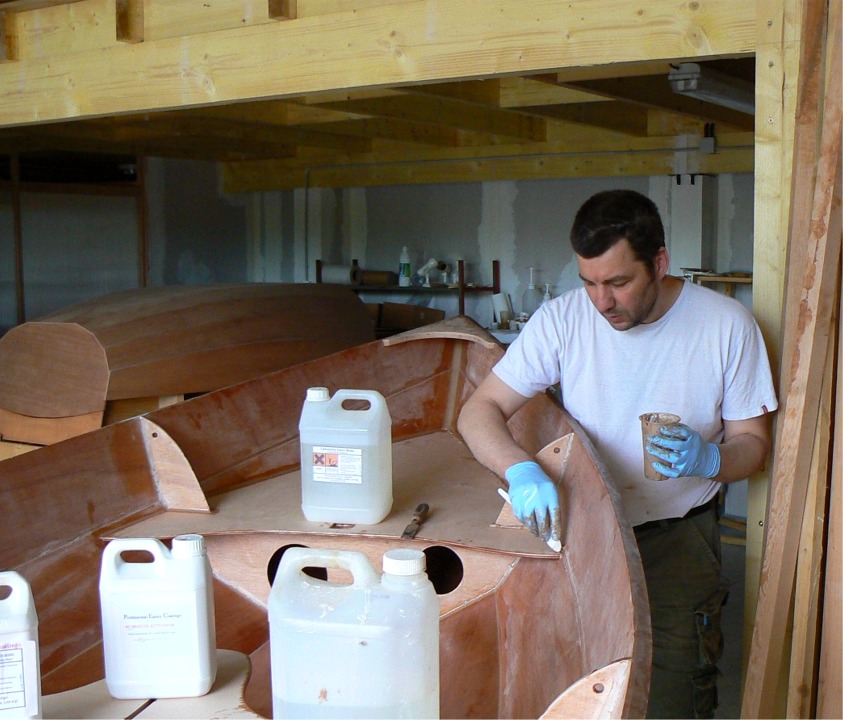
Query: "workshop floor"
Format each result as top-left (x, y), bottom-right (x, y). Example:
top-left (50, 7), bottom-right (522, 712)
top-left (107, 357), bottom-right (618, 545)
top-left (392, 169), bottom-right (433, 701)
top-left (716, 540), bottom-right (746, 719)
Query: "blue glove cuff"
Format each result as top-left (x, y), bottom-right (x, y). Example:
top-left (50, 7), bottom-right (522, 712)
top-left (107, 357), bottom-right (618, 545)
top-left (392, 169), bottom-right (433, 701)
top-left (505, 460), bottom-right (544, 485)
top-left (701, 442), bottom-right (722, 478)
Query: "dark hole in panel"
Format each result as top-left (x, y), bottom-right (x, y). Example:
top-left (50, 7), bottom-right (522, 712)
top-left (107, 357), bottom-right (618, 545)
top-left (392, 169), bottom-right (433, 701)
top-left (423, 545), bottom-right (464, 595)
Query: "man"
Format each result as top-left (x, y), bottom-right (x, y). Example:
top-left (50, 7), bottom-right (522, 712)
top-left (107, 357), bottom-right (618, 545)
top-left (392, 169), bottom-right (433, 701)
top-left (457, 189), bottom-right (777, 718)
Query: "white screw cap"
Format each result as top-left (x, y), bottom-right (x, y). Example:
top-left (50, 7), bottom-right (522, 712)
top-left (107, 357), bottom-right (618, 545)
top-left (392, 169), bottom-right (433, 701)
top-left (382, 548), bottom-right (426, 576)
top-left (171, 534), bottom-right (206, 558)
top-left (306, 387), bottom-right (330, 402)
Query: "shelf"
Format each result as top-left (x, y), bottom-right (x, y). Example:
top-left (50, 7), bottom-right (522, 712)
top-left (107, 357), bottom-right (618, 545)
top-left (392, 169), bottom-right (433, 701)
top-left (316, 259), bottom-right (500, 316)
top-left (685, 271), bottom-right (752, 298)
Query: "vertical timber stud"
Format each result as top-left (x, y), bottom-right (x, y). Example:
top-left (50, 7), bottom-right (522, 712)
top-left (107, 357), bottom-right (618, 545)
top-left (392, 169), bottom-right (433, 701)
top-left (742, 4), bottom-right (841, 715)
top-left (746, 0), bottom-right (803, 690)
top-left (268, 1), bottom-right (297, 20)
top-left (116, 0), bottom-right (144, 44)
top-left (0, 11), bottom-right (18, 62)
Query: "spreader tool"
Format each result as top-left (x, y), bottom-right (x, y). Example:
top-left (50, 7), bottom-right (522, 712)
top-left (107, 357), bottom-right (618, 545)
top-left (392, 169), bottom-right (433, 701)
top-left (498, 488), bottom-right (562, 552)
top-left (401, 502), bottom-right (430, 539)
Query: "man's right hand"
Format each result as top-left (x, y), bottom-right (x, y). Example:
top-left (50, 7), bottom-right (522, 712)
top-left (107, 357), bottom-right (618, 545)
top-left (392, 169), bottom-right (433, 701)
top-left (504, 461), bottom-right (562, 543)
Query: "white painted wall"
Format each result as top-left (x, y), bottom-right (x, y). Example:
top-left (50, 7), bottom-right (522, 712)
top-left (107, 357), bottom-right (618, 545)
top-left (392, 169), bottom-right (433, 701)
top-left (252, 173), bottom-right (755, 327)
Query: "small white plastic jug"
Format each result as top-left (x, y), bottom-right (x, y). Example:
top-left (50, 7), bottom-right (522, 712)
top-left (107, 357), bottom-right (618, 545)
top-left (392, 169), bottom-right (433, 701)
top-left (0, 571), bottom-right (41, 719)
top-left (98, 534), bottom-right (217, 699)
top-left (269, 547), bottom-right (439, 719)
top-left (299, 387), bottom-right (393, 524)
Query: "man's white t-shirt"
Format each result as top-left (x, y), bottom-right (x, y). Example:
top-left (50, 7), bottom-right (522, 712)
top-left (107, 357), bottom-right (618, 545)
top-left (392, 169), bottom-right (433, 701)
top-left (493, 279), bottom-right (778, 526)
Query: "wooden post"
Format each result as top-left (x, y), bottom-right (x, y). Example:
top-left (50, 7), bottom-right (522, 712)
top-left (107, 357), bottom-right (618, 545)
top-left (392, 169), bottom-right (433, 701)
top-left (816, 254), bottom-right (842, 719)
top-left (742, 7), bottom-right (841, 714)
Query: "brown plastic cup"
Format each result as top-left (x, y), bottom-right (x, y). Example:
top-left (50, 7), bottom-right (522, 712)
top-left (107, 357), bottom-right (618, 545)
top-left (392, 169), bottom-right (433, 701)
top-left (640, 412), bottom-right (681, 480)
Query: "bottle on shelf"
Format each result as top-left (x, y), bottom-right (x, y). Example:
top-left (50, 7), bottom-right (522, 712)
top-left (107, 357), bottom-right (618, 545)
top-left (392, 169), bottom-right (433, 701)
top-left (398, 247), bottom-right (412, 287)
top-left (543, 284), bottom-right (553, 303)
top-left (521, 267), bottom-right (543, 318)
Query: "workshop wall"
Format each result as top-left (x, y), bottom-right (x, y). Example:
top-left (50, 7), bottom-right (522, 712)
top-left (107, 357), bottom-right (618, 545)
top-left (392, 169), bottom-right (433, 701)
top-left (238, 170), bottom-right (755, 327)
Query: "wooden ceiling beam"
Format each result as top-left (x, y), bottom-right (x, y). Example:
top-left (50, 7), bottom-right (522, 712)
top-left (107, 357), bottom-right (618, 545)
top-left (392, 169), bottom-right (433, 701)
top-left (295, 116), bottom-right (492, 148)
top-left (520, 101), bottom-right (650, 137)
top-left (145, 111), bottom-right (374, 153)
top-left (220, 128), bottom-right (754, 189)
top-left (558, 75), bottom-right (755, 131)
top-left (221, 140), bottom-right (754, 191)
top-left (310, 93), bottom-right (547, 143)
top-left (498, 76), bottom-right (608, 109)
top-left (0, 0), bottom-right (756, 127)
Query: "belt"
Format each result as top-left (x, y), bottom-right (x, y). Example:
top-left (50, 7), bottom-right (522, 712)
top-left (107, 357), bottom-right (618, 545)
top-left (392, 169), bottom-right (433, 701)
top-left (633, 496), bottom-right (717, 534)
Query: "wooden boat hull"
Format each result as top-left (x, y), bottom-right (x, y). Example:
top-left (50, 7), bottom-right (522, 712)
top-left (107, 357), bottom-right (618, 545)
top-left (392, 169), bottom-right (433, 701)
top-left (0, 283), bottom-right (375, 446)
top-left (0, 318), bottom-right (650, 718)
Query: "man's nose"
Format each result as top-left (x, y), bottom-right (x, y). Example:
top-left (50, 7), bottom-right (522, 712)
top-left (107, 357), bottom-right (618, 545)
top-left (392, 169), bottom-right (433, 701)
top-left (594, 285), bottom-right (615, 312)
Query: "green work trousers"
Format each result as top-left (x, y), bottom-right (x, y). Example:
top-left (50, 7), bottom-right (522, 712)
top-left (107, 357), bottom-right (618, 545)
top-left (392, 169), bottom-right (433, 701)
top-left (634, 505), bottom-right (728, 719)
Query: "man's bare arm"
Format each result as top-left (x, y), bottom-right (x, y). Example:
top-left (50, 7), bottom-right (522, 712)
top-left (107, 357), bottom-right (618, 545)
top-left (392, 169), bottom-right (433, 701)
top-left (715, 414), bottom-right (772, 484)
top-left (456, 373), bottom-right (534, 478)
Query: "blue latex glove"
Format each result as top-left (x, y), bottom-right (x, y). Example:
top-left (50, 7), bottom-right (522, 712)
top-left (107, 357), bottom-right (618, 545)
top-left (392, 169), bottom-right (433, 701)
top-left (504, 461), bottom-right (562, 542)
top-left (646, 423), bottom-right (721, 478)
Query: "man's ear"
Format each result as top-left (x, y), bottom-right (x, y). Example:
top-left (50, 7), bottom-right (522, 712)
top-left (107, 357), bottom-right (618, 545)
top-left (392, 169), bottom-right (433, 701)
top-left (654, 246), bottom-right (670, 279)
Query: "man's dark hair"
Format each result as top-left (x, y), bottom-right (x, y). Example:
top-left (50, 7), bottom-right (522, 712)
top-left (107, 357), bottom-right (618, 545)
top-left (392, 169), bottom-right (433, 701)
top-left (570, 189), bottom-right (665, 264)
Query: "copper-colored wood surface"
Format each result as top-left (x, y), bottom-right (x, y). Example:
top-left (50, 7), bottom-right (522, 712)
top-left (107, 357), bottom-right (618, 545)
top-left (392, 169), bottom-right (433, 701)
top-left (0, 283), bottom-right (375, 445)
top-left (0, 318), bottom-right (650, 718)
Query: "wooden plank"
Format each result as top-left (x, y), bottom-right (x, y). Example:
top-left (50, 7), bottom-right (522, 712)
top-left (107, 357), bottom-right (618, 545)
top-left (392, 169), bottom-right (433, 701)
top-left (0, 9), bottom-right (18, 62)
top-left (222, 143), bottom-right (755, 191)
top-left (817, 256), bottom-right (842, 720)
top-left (0, 0), bottom-right (756, 127)
top-left (745, 0), bottom-right (823, 680)
top-left (14, 0), bottom-right (117, 57)
top-left (742, 8), bottom-right (841, 715)
top-left (142, 0), bottom-right (272, 40)
top-left (312, 93), bottom-right (547, 143)
top-left (786, 297), bottom-right (836, 718)
top-left (115, 0), bottom-right (143, 44)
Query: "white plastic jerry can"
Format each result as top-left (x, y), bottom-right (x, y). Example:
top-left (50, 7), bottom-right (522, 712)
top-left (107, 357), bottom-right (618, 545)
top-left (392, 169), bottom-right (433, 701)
top-left (98, 534), bottom-right (217, 699)
top-left (0, 572), bottom-right (41, 719)
top-left (299, 387), bottom-right (393, 524)
top-left (269, 547), bottom-right (440, 719)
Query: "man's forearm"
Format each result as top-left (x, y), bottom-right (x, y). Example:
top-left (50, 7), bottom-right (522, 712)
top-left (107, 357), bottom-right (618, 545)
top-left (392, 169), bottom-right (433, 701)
top-left (457, 395), bottom-right (533, 479)
top-left (714, 432), bottom-right (771, 484)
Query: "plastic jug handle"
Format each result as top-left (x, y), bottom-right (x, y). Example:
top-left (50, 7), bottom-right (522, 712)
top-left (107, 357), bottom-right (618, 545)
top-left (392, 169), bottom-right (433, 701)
top-left (277, 547), bottom-right (379, 588)
top-left (0, 571), bottom-right (32, 613)
top-left (102, 537), bottom-right (169, 571)
top-left (332, 389), bottom-right (385, 413)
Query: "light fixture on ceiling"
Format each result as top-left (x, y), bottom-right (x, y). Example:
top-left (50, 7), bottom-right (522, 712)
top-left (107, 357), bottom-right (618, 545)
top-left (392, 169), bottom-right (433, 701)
top-left (668, 63), bottom-right (755, 115)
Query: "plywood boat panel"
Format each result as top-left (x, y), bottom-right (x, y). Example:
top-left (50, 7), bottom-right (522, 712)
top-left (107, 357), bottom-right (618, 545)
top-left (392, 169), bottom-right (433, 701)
top-left (41, 650), bottom-right (260, 720)
top-left (439, 592), bottom-right (500, 718)
top-left (0, 419), bottom-right (162, 570)
top-left (541, 660), bottom-right (632, 719)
